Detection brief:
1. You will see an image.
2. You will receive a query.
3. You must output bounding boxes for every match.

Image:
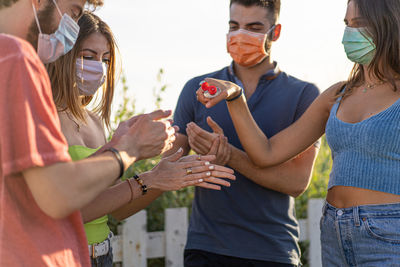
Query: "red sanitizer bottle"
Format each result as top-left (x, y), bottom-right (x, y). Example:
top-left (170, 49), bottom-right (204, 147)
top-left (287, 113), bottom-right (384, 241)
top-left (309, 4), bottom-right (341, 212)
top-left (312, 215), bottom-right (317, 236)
top-left (200, 81), bottom-right (221, 98)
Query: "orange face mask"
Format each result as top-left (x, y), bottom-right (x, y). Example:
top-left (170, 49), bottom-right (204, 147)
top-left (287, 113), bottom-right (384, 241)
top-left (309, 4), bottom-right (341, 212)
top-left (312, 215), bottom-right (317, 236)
top-left (227, 28), bottom-right (272, 67)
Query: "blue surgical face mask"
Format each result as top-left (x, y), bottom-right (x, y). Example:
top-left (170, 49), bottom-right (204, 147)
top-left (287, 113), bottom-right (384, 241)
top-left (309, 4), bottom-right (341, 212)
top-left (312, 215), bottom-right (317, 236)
top-left (342, 26), bottom-right (376, 65)
top-left (32, 0), bottom-right (80, 63)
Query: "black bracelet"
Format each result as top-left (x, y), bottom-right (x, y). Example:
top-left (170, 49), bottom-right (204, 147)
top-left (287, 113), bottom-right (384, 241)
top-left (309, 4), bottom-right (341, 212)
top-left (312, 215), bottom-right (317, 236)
top-left (105, 147), bottom-right (124, 179)
top-left (133, 174), bottom-right (148, 195)
top-left (226, 88), bottom-right (243, 102)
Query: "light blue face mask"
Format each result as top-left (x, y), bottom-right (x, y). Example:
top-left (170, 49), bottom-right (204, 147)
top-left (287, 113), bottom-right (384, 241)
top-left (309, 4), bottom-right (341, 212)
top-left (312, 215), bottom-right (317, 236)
top-left (32, 0), bottom-right (80, 63)
top-left (342, 26), bottom-right (376, 65)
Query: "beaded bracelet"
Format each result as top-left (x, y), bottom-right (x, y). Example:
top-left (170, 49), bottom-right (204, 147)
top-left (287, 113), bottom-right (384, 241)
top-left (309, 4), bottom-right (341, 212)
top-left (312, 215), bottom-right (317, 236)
top-left (105, 147), bottom-right (124, 179)
top-left (226, 88), bottom-right (243, 102)
top-left (133, 174), bottom-right (148, 195)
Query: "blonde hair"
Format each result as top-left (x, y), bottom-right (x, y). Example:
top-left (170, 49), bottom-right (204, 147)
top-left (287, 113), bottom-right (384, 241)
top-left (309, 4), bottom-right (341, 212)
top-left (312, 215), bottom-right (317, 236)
top-left (47, 11), bottom-right (119, 129)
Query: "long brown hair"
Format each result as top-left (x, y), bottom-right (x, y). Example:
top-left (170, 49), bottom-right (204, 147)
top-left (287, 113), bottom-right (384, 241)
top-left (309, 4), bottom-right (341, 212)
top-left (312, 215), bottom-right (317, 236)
top-left (47, 11), bottom-right (119, 129)
top-left (341, 0), bottom-right (400, 98)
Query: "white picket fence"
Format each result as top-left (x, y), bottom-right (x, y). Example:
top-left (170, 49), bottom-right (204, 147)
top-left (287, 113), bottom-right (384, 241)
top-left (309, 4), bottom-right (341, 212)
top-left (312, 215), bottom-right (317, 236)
top-left (111, 198), bottom-right (325, 267)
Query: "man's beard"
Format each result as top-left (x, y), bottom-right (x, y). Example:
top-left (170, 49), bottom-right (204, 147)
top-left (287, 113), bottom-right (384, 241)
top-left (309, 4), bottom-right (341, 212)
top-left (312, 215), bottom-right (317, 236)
top-left (26, 2), bottom-right (57, 50)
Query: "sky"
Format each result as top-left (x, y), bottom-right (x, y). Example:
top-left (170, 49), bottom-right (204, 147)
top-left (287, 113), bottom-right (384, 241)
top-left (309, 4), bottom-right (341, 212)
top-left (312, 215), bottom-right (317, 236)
top-left (95, 0), bottom-right (354, 114)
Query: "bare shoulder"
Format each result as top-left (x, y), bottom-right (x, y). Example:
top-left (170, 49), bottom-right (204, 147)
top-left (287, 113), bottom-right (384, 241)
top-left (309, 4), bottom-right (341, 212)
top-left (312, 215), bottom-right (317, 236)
top-left (324, 81), bottom-right (346, 97)
top-left (316, 81), bottom-right (346, 113)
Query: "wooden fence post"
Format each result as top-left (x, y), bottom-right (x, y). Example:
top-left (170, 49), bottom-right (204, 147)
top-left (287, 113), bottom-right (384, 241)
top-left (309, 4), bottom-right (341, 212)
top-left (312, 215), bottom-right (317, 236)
top-left (165, 208), bottom-right (188, 267)
top-left (308, 198), bottom-right (324, 267)
top-left (122, 210), bottom-right (147, 267)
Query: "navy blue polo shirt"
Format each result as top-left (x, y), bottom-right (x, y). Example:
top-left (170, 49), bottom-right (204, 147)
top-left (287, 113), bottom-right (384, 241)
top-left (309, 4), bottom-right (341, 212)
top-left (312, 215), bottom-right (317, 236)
top-left (173, 62), bottom-right (320, 265)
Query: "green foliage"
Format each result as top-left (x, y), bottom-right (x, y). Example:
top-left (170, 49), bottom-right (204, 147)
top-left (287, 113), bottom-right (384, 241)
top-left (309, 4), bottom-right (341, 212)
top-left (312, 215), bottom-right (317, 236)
top-left (110, 70), bottom-right (333, 267)
top-left (296, 137), bottom-right (332, 266)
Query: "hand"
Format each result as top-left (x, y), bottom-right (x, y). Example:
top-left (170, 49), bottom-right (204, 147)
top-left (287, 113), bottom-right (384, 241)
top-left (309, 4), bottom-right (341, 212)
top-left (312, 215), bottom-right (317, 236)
top-left (196, 78), bottom-right (242, 108)
top-left (112, 110), bottom-right (178, 165)
top-left (186, 117), bottom-right (232, 165)
top-left (186, 122), bottom-right (217, 155)
top-left (145, 148), bottom-right (236, 191)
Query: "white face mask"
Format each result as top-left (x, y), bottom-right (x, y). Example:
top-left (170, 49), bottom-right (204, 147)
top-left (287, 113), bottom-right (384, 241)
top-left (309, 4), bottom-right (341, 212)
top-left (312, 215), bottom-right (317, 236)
top-left (32, 0), bottom-right (80, 63)
top-left (76, 58), bottom-right (108, 96)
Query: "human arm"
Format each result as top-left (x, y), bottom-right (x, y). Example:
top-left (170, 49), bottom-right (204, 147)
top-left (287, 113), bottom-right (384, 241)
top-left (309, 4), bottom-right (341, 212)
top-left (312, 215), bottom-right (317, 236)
top-left (80, 149), bottom-right (235, 222)
top-left (186, 118), bottom-right (318, 197)
top-left (197, 78), bottom-right (342, 167)
top-left (23, 109), bottom-right (180, 219)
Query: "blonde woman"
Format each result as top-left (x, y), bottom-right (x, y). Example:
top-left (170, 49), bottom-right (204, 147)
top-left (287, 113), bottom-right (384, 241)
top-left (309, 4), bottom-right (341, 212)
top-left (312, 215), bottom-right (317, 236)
top-left (47, 12), bottom-right (235, 267)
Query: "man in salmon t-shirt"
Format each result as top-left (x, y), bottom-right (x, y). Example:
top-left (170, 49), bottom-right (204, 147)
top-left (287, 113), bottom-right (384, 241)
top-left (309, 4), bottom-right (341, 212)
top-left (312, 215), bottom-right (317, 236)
top-left (0, 0), bottom-right (178, 266)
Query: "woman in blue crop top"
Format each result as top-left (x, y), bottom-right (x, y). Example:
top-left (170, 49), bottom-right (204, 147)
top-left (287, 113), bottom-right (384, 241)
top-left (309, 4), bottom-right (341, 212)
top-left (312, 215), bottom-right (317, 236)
top-left (196, 0), bottom-right (400, 265)
top-left (46, 12), bottom-right (235, 267)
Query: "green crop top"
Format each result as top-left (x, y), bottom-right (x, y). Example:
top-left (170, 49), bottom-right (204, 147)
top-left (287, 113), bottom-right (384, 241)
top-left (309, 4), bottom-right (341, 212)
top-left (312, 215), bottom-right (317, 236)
top-left (68, 145), bottom-right (110, 245)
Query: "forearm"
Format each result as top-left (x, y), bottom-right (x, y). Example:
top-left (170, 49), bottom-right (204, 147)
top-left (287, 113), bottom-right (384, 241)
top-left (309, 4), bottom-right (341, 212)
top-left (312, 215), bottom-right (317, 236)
top-left (81, 179), bottom-right (143, 223)
top-left (111, 190), bottom-right (163, 221)
top-left (110, 172), bottom-right (163, 221)
top-left (24, 151), bottom-right (127, 219)
top-left (226, 95), bottom-right (274, 164)
top-left (228, 145), bottom-right (317, 197)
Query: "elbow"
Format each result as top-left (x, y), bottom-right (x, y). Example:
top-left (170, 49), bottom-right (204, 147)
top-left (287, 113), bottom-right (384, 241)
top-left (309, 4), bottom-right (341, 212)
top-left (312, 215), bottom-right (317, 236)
top-left (289, 188), bottom-right (307, 198)
top-left (40, 206), bottom-right (75, 220)
top-left (289, 174), bottom-right (312, 198)
top-left (250, 154), bottom-right (274, 168)
top-left (36, 198), bottom-right (76, 219)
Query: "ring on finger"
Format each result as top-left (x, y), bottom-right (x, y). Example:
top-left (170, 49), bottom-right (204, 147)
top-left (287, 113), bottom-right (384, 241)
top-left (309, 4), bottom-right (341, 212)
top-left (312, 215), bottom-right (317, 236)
top-left (197, 154), bottom-right (201, 160)
top-left (186, 167), bottom-right (193, 175)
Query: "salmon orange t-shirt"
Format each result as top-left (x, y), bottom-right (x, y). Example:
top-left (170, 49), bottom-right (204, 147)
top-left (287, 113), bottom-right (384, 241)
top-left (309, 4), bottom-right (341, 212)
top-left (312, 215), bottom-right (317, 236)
top-left (0, 34), bottom-right (90, 267)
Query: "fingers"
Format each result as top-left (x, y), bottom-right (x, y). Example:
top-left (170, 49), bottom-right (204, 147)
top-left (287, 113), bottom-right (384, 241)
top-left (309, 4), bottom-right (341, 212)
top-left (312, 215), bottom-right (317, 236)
top-left (124, 115), bottom-right (138, 127)
top-left (187, 122), bottom-right (215, 141)
top-left (179, 160), bottom-right (212, 169)
top-left (165, 147), bottom-right (184, 162)
top-left (207, 116), bottom-right (224, 134)
top-left (188, 164), bottom-right (235, 177)
top-left (203, 177), bottom-right (231, 187)
top-left (196, 88), bottom-right (211, 106)
top-left (188, 136), bottom-right (209, 155)
top-left (183, 169), bottom-right (235, 182)
top-left (204, 78), bottom-right (227, 89)
top-left (186, 126), bottom-right (213, 154)
top-left (190, 181), bottom-right (221, 191)
top-left (178, 154), bottom-right (216, 163)
top-left (147, 109), bottom-right (172, 121)
top-left (205, 91), bottom-right (229, 108)
top-left (208, 137), bottom-right (219, 156)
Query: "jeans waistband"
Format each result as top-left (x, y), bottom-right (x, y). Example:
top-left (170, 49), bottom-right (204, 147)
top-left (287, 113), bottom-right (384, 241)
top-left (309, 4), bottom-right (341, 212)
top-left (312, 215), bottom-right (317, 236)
top-left (323, 201), bottom-right (400, 220)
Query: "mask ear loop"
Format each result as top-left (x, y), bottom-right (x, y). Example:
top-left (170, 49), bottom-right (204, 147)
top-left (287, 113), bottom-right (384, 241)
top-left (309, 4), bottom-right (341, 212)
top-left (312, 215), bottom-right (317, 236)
top-left (78, 56), bottom-right (85, 86)
top-left (267, 25), bottom-right (276, 41)
top-left (51, 0), bottom-right (63, 18)
top-left (31, 3), bottom-right (42, 34)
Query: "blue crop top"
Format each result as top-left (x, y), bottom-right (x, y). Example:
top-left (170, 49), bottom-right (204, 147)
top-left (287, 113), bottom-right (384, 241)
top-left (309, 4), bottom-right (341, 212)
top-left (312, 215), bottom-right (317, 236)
top-left (325, 93), bottom-right (400, 195)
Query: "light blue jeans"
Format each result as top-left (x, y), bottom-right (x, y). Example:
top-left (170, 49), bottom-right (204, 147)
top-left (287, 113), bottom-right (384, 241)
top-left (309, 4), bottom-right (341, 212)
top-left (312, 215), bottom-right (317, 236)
top-left (320, 201), bottom-right (400, 267)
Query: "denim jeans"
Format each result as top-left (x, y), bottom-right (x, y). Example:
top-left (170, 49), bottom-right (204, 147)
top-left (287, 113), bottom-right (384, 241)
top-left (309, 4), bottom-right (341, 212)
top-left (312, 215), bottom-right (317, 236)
top-left (90, 244), bottom-right (113, 267)
top-left (320, 201), bottom-right (400, 267)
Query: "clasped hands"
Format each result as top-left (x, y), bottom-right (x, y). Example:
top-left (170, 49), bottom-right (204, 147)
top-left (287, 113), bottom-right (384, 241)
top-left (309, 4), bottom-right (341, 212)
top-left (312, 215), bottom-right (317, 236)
top-left (186, 116), bottom-right (232, 166)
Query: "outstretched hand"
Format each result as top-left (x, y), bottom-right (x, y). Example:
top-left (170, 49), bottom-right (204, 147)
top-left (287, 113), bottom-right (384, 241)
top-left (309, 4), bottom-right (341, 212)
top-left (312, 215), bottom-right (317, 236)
top-left (196, 78), bottom-right (242, 108)
top-left (146, 148), bottom-right (235, 191)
